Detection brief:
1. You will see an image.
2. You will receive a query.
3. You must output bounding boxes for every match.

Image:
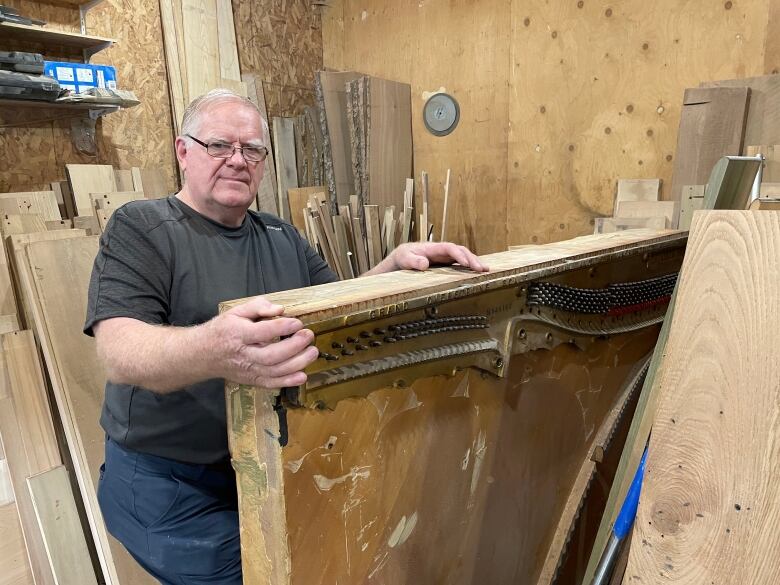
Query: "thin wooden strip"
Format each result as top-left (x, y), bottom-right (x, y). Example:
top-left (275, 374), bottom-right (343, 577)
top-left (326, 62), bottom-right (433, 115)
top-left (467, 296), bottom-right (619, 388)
top-left (273, 117), bottom-right (299, 221)
top-left (26, 465), bottom-right (97, 585)
top-left (351, 216), bottom-right (369, 275)
top-left (243, 74), bottom-right (278, 215)
top-left (159, 0), bottom-right (187, 134)
top-left (364, 204), bottom-right (382, 269)
top-left (215, 0), bottom-right (240, 81)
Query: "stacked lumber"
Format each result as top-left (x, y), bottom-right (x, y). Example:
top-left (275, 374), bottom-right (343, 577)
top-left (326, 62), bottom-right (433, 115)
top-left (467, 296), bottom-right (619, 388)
top-left (316, 70), bottom-right (412, 215)
top-left (621, 212), bottom-right (780, 584)
top-left (594, 178), bottom-right (676, 233)
top-left (288, 180), bottom-right (416, 278)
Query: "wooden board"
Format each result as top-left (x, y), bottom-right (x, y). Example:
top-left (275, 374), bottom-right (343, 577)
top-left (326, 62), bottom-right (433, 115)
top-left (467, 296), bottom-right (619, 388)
top-left (130, 168), bottom-right (169, 199)
top-left (65, 165), bottom-right (117, 217)
top-left (614, 178), bottom-right (661, 215)
top-left (702, 75), bottom-right (780, 149)
top-left (317, 71), bottom-right (362, 208)
top-left (0, 192), bottom-right (60, 222)
top-left (44, 220), bottom-right (73, 231)
top-left (625, 211), bottom-right (780, 583)
top-left (182, 0), bottom-right (219, 102)
top-left (114, 170), bottom-right (134, 192)
top-left (615, 200), bottom-right (677, 227)
top-left (51, 182), bottom-right (75, 222)
top-left (0, 234), bottom-right (17, 318)
top-left (0, 330), bottom-right (57, 585)
top-left (0, 215), bottom-right (46, 237)
top-left (160, 0), bottom-right (187, 135)
top-left (667, 87), bottom-right (750, 203)
top-left (72, 216), bottom-right (100, 236)
top-left (243, 74), bottom-right (279, 215)
top-left (273, 117), bottom-right (299, 221)
top-left (0, 458), bottom-right (12, 507)
top-left (26, 466), bottom-right (97, 585)
top-left (288, 186), bottom-right (326, 234)
top-left (679, 185), bottom-right (705, 230)
top-left (8, 231), bottom-right (88, 331)
top-left (24, 236), bottom-right (154, 585)
top-left (745, 145), bottom-right (780, 184)
top-left (749, 198), bottom-right (780, 210)
top-left (0, 502), bottom-right (33, 585)
top-left (366, 76), bottom-right (412, 213)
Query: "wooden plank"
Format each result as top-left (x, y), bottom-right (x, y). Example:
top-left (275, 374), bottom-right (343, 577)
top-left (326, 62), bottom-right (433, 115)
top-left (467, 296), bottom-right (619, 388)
top-left (243, 74), bottom-right (279, 215)
top-left (0, 332), bottom-right (55, 585)
top-left (420, 171), bottom-right (429, 241)
top-left (90, 191), bottom-right (144, 211)
top-left (749, 198), bottom-right (780, 210)
top-left (130, 168), bottom-right (169, 199)
top-left (26, 465), bottom-right (97, 585)
top-left (441, 169), bottom-right (451, 241)
top-left (0, 459), bottom-right (12, 507)
top-left (182, 0), bottom-right (219, 100)
top-left (614, 178), bottom-right (661, 215)
top-left (0, 502), bottom-right (34, 585)
top-left (44, 220), bottom-right (72, 231)
top-left (65, 164), bottom-right (117, 217)
top-left (273, 117), bottom-right (299, 221)
top-left (24, 236), bottom-right (154, 585)
top-left (316, 71), bottom-right (362, 207)
top-left (1, 215), bottom-right (46, 237)
top-left (759, 182), bottom-right (780, 198)
top-left (702, 75), bottom-right (780, 148)
top-left (0, 234), bottom-right (17, 318)
top-left (159, 0), bottom-right (187, 135)
top-left (8, 231), bottom-right (88, 331)
top-left (615, 200), bottom-right (677, 227)
top-left (114, 169), bottom-right (134, 191)
top-left (0, 192), bottom-right (60, 222)
top-left (351, 216), bottom-right (369, 275)
top-left (679, 185), bottom-right (705, 230)
top-left (288, 187), bottom-right (326, 234)
top-left (364, 204), bottom-right (382, 268)
top-left (366, 76), bottom-right (412, 213)
top-left (667, 87), bottom-right (749, 204)
top-left (625, 211), bottom-right (780, 583)
top-left (72, 216), bottom-right (100, 236)
top-left (215, 0), bottom-right (240, 81)
top-left (51, 181), bottom-right (75, 222)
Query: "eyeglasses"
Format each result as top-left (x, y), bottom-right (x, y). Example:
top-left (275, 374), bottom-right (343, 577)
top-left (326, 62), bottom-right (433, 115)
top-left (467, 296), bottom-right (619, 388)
top-left (186, 134), bottom-right (269, 163)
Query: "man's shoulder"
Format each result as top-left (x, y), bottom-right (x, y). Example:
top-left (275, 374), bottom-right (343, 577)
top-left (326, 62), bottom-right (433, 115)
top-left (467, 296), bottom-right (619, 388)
top-left (111, 196), bottom-right (183, 233)
top-left (247, 210), bottom-right (301, 238)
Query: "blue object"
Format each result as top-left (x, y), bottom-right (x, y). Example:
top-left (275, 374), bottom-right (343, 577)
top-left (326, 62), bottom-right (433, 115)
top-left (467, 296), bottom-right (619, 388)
top-left (614, 447), bottom-right (649, 539)
top-left (43, 61), bottom-right (117, 94)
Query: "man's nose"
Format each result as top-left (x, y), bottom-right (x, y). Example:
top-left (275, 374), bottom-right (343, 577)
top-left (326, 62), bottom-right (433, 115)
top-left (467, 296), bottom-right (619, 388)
top-left (225, 147), bottom-right (248, 168)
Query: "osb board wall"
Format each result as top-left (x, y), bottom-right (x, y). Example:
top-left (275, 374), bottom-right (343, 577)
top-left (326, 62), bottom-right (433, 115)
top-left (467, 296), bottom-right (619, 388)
top-left (0, 0), bottom-right (178, 194)
top-left (233, 0), bottom-right (323, 119)
top-left (323, 0), bottom-right (778, 253)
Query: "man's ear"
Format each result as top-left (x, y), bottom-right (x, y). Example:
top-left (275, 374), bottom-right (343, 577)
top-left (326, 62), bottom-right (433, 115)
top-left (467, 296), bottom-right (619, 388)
top-left (174, 136), bottom-right (188, 172)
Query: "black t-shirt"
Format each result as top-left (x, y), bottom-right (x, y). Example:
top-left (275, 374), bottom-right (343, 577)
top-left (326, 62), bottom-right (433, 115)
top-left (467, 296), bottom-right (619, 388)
top-left (84, 196), bottom-right (338, 464)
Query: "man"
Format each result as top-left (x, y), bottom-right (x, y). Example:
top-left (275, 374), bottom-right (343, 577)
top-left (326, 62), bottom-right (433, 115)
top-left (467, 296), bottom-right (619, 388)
top-left (84, 88), bottom-right (487, 584)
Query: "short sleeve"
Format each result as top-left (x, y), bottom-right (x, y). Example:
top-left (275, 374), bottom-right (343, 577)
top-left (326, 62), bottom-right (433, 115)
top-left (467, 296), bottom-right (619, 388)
top-left (84, 207), bottom-right (172, 336)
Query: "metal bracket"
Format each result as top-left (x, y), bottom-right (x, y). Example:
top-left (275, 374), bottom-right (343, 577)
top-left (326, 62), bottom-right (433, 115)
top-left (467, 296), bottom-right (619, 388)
top-left (79, 0), bottom-right (104, 35)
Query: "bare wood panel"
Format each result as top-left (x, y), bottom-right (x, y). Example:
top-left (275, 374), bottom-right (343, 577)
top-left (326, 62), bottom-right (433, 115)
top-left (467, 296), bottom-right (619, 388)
top-left (0, 235), bottom-right (17, 318)
top-left (668, 87), bottom-right (750, 204)
top-left (615, 200), bottom-right (678, 227)
top-left (26, 466), bottom-right (97, 585)
top-left (317, 71), bottom-right (362, 207)
top-left (182, 0), bottom-right (219, 102)
top-left (114, 170), bottom-right (134, 192)
top-left (24, 236), bottom-right (154, 585)
top-left (366, 77), bottom-right (412, 213)
top-left (131, 168), bottom-right (170, 199)
top-left (243, 74), bottom-right (279, 215)
top-left (626, 211), bottom-right (780, 583)
top-left (44, 220), bottom-right (72, 231)
top-left (66, 165), bottom-right (117, 218)
top-left (273, 117), bottom-right (299, 221)
top-left (0, 502), bottom-right (34, 585)
top-left (0, 215), bottom-right (46, 237)
top-left (0, 192), bottom-right (60, 222)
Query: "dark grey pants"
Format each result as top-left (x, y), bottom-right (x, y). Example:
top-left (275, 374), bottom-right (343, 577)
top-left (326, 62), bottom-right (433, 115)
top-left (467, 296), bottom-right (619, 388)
top-left (98, 438), bottom-right (241, 585)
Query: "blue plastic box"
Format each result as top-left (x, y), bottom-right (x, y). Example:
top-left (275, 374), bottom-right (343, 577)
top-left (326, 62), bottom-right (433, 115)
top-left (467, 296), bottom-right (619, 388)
top-left (43, 61), bottom-right (117, 94)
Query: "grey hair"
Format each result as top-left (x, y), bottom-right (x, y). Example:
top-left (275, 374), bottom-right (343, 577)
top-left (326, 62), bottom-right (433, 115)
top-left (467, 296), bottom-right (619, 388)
top-left (180, 88), bottom-right (269, 144)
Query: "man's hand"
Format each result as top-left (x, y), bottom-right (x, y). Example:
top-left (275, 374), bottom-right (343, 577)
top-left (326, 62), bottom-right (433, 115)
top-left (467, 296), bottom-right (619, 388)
top-left (208, 296), bottom-right (319, 388)
top-left (364, 242), bottom-right (489, 276)
top-left (94, 296), bottom-right (319, 393)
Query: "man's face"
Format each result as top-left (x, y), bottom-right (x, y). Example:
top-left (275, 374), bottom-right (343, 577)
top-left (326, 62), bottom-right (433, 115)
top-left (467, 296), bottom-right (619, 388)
top-left (177, 100), bottom-right (265, 216)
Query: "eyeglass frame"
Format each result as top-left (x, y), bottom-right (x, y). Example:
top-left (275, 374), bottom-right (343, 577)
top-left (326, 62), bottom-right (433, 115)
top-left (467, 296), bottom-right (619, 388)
top-left (185, 134), bottom-right (269, 163)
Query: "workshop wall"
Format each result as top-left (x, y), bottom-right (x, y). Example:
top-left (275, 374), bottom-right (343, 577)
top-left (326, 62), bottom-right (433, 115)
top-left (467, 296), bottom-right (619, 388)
top-left (323, 0), bottom-right (780, 253)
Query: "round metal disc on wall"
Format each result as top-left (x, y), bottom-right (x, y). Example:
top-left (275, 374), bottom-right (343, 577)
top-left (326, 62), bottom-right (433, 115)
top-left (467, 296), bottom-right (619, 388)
top-left (423, 93), bottom-right (460, 136)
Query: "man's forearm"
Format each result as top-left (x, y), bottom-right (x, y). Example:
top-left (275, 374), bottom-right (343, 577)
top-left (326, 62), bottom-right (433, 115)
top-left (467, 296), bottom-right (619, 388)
top-left (95, 318), bottom-right (223, 393)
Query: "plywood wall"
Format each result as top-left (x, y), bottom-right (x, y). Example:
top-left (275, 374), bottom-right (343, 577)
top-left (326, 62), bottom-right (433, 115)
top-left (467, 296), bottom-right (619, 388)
top-left (323, 0), bottom-right (779, 253)
top-left (233, 0), bottom-right (324, 119)
top-left (0, 0), bottom-right (178, 194)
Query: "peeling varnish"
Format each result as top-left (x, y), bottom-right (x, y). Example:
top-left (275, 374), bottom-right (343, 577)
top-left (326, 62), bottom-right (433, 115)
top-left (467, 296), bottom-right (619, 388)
top-left (285, 435), bottom-right (339, 473)
top-left (313, 465), bottom-right (371, 492)
top-left (468, 430), bottom-right (487, 509)
top-left (451, 373), bottom-right (470, 398)
top-left (388, 511), bottom-right (418, 548)
top-left (368, 551), bottom-right (389, 580)
top-left (461, 448), bottom-right (471, 470)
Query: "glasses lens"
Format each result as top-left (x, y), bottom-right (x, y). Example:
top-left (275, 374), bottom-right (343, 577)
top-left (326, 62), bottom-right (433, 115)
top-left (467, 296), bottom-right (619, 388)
top-left (242, 147), bottom-right (267, 162)
top-left (207, 142), bottom-right (234, 158)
